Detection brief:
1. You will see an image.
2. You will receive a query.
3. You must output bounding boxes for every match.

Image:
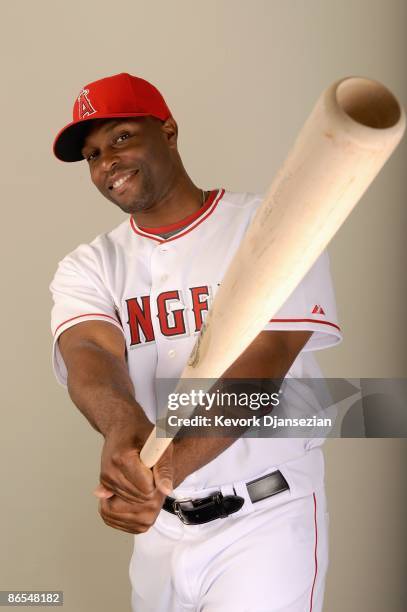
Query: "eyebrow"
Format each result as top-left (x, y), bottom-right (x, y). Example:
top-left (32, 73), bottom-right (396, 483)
top-left (81, 120), bottom-right (137, 155)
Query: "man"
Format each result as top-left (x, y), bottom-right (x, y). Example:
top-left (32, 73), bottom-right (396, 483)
top-left (50, 72), bottom-right (342, 611)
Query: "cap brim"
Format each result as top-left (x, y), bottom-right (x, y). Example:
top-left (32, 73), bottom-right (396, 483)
top-left (53, 113), bottom-right (151, 162)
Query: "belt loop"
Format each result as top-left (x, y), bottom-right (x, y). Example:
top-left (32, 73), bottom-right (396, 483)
top-left (231, 480), bottom-right (255, 515)
top-left (220, 483), bottom-right (236, 498)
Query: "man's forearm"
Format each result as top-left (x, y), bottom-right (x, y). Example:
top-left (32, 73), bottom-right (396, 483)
top-left (171, 379), bottom-right (279, 487)
top-left (168, 329), bottom-right (305, 488)
top-left (172, 436), bottom-right (236, 487)
top-left (65, 343), bottom-right (255, 484)
top-left (66, 343), bottom-right (233, 489)
top-left (65, 341), bottom-right (152, 441)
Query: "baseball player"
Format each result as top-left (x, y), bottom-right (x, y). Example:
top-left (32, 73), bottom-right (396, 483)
top-left (50, 72), bottom-right (342, 612)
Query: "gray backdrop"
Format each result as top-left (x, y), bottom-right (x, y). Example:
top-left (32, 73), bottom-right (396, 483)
top-left (0, 1), bottom-right (406, 611)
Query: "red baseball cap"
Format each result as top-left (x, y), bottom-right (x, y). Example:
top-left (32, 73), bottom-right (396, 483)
top-left (53, 72), bottom-right (172, 162)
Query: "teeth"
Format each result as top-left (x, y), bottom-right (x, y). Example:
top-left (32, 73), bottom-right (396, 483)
top-left (113, 173), bottom-right (132, 189)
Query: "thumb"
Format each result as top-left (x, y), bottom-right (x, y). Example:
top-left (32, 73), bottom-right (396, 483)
top-left (152, 448), bottom-right (174, 496)
top-left (93, 483), bottom-right (115, 499)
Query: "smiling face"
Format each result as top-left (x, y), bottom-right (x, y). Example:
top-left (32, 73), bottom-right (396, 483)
top-left (81, 116), bottom-right (180, 215)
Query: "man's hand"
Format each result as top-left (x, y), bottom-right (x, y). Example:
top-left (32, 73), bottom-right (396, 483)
top-left (98, 484), bottom-right (167, 535)
top-left (95, 444), bottom-right (173, 534)
top-left (99, 423), bottom-right (174, 500)
top-left (95, 424), bottom-right (174, 533)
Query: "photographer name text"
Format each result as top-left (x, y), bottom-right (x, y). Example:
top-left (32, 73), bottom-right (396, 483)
top-left (167, 415), bottom-right (332, 429)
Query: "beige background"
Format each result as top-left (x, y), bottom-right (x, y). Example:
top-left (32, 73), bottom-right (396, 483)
top-left (1, 1), bottom-right (406, 611)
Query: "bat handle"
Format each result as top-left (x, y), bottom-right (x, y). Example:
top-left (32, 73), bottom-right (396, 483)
top-left (139, 428), bottom-right (171, 468)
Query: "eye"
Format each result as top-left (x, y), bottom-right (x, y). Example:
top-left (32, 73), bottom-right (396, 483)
top-left (115, 132), bottom-right (130, 144)
top-left (86, 151), bottom-right (97, 162)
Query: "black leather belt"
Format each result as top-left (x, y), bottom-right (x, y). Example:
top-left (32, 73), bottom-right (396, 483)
top-left (163, 470), bottom-right (289, 525)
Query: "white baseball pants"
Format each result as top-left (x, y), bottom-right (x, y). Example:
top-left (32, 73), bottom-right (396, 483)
top-left (129, 485), bottom-right (329, 612)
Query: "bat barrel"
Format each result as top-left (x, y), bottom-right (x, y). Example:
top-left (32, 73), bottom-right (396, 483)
top-left (333, 77), bottom-right (402, 131)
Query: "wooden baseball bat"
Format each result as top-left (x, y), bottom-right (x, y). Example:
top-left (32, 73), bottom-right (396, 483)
top-left (140, 76), bottom-right (405, 468)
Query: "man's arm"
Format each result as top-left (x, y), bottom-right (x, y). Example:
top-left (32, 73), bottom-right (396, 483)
top-left (97, 328), bottom-right (311, 534)
top-left (171, 329), bottom-right (312, 487)
top-left (58, 320), bottom-right (173, 502)
top-left (59, 320), bottom-right (310, 533)
top-left (59, 320), bottom-right (148, 436)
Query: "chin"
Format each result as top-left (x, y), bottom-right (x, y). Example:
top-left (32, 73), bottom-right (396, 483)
top-left (115, 196), bottom-right (154, 215)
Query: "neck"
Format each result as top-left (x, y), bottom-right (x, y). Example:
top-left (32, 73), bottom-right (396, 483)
top-left (132, 173), bottom-right (205, 229)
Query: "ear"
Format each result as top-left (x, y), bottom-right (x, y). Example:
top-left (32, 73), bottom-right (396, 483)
top-left (161, 116), bottom-right (178, 149)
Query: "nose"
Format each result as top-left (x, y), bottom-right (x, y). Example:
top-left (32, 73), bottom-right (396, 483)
top-left (99, 147), bottom-right (120, 172)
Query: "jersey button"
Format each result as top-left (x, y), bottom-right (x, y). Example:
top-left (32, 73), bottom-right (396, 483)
top-left (168, 349), bottom-right (176, 358)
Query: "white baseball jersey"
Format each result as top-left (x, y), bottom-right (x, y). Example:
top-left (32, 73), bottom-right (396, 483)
top-left (50, 189), bottom-right (342, 496)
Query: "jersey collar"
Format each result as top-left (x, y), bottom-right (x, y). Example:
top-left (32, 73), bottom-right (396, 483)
top-left (129, 188), bottom-right (225, 243)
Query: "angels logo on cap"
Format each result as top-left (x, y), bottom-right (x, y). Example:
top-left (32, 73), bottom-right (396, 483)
top-left (77, 88), bottom-right (97, 119)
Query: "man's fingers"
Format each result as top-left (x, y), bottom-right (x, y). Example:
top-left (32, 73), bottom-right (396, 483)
top-left (99, 471), bottom-right (155, 503)
top-left (102, 516), bottom-right (146, 535)
top-left (112, 449), bottom-right (155, 492)
top-left (100, 495), bottom-right (137, 514)
top-left (100, 451), bottom-right (156, 502)
top-left (98, 445), bottom-right (171, 505)
top-left (152, 445), bottom-right (174, 496)
top-left (153, 471), bottom-right (173, 496)
top-left (99, 480), bottom-right (149, 504)
top-left (99, 498), bottom-right (152, 534)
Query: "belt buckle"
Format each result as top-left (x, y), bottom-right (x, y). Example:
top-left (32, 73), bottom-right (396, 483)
top-left (172, 498), bottom-right (192, 524)
top-left (172, 492), bottom-right (224, 525)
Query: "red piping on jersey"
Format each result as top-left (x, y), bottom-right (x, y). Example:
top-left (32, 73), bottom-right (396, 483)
top-left (138, 189), bottom-right (219, 234)
top-left (270, 318), bottom-right (341, 332)
top-left (129, 189), bottom-right (225, 243)
top-left (54, 313), bottom-right (340, 337)
top-left (54, 313), bottom-right (121, 336)
top-left (309, 492), bottom-right (318, 612)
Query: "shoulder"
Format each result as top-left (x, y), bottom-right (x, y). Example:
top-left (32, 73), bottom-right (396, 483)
top-left (220, 190), bottom-right (264, 211)
top-left (215, 190), bottom-right (265, 226)
top-left (52, 218), bottom-right (131, 278)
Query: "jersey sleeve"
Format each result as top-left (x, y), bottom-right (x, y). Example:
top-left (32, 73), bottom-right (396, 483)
top-left (263, 249), bottom-right (342, 350)
top-left (49, 244), bottom-right (124, 387)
